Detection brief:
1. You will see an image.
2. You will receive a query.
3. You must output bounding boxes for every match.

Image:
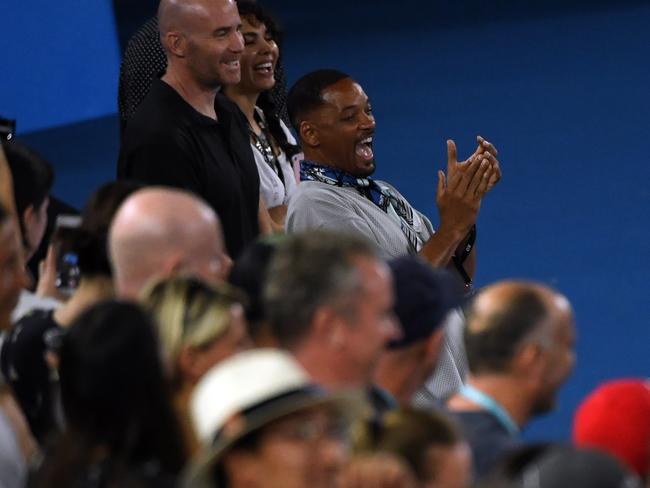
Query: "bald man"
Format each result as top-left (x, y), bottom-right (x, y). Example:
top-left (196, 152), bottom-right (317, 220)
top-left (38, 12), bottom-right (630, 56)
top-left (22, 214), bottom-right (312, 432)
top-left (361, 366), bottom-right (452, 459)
top-left (445, 281), bottom-right (577, 479)
top-left (118, 0), bottom-right (262, 259)
top-left (108, 188), bottom-right (232, 299)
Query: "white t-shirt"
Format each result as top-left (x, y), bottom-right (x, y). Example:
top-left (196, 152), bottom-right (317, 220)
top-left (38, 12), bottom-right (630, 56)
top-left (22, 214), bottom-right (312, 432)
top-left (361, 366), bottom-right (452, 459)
top-left (251, 109), bottom-right (301, 209)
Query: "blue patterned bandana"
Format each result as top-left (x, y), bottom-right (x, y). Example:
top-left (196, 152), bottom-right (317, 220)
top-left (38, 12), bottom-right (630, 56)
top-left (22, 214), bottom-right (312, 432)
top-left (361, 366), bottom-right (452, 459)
top-left (300, 161), bottom-right (424, 252)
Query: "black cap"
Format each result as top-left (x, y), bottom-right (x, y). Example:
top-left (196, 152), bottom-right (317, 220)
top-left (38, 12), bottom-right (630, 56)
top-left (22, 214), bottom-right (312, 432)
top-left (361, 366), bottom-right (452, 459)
top-left (388, 256), bottom-right (464, 349)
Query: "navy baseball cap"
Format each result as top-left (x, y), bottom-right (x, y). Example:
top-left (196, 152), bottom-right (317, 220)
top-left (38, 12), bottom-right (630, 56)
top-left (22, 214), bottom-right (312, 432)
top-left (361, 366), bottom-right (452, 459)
top-left (388, 256), bottom-right (464, 349)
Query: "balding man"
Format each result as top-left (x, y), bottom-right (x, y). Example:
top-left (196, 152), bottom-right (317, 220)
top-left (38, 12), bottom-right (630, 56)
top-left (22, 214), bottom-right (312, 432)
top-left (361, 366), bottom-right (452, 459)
top-left (118, 0), bottom-right (261, 259)
top-left (446, 281), bottom-right (577, 479)
top-left (109, 188), bottom-right (231, 299)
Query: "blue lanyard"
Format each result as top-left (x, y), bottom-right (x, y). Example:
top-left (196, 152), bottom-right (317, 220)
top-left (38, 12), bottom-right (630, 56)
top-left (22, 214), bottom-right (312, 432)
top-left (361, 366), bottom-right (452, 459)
top-left (459, 384), bottom-right (519, 436)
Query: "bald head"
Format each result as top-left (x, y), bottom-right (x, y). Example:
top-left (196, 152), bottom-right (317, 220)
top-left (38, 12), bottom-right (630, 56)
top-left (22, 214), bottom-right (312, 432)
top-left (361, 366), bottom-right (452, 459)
top-left (158, 0), bottom-right (209, 38)
top-left (465, 281), bottom-right (575, 375)
top-left (109, 188), bottom-right (230, 299)
top-left (157, 0), bottom-right (243, 87)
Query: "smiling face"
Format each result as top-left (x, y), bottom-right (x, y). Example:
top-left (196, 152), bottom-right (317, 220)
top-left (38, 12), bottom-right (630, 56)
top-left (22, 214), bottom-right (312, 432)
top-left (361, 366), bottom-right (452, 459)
top-left (300, 78), bottom-right (377, 177)
top-left (236, 16), bottom-right (279, 94)
top-left (171, 0), bottom-right (244, 87)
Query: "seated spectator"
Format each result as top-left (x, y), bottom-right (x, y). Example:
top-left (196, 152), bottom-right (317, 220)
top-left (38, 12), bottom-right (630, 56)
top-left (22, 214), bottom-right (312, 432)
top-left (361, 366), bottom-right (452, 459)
top-left (355, 408), bottom-right (472, 488)
top-left (263, 231), bottom-right (401, 415)
top-left (1, 181), bottom-right (142, 444)
top-left (2, 139), bottom-right (59, 321)
top-left (109, 187), bottom-right (232, 299)
top-left (446, 281), bottom-right (576, 479)
top-left (373, 256), bottom-right (463, 407)
top-left (223, 1), bottom-right (301, 229)
top-left (285, 69), bottom-right (500, 288)
top-left (140, 276), bottom-right (250, 454)
top-left (573, 379), bottom-right (650, 484)
top-left (228, 236), bottom-right (286, 346)
top-left (33, 301), bottom-right (187, 487)
top-left (187, 348), bottom-right (364, 488)
top-left (0, 202), bottom-right (36, 488)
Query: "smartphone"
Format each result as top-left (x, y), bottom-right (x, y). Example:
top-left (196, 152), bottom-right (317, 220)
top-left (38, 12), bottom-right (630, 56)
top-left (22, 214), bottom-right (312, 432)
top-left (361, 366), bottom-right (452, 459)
top-left (51, 215), bottom-right (82, 296)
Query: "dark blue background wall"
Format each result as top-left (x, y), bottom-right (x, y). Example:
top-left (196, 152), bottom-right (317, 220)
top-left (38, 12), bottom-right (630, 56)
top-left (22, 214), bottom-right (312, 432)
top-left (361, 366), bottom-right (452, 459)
top-left (2, 0), bottom-right (648, 442)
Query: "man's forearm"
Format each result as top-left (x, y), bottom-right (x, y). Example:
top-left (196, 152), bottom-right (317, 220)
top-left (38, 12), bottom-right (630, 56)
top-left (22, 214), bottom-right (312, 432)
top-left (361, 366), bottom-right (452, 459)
top-left (418, 226), bottom-right (466, 267)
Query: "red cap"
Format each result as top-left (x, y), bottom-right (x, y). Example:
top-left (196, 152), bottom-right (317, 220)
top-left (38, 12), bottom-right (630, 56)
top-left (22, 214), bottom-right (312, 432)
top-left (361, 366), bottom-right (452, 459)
top-left (573, 379), bottom-right (650, 478)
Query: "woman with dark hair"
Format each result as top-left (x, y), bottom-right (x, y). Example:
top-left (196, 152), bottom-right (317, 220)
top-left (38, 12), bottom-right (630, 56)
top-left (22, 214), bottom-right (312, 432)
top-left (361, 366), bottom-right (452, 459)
top-left (0, 181), bottom-right (143, 444)
top-left (33, 301), bottom-right (187, 487)
top-left (223, 1), bottom-right (301, 230)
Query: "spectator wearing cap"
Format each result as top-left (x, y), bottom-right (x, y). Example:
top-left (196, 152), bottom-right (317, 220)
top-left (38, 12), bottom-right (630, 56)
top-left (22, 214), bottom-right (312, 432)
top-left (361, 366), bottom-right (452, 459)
top-left (446, 281), bottom-right (576, 479)
top-left (186, 348), bottom-right (364, 488)
top-left (573, 379), bottom-right (650, 483)
top-left (264, 231), bottom-right (401, 397)
top-left (374, 256), bottom-right (463, 408)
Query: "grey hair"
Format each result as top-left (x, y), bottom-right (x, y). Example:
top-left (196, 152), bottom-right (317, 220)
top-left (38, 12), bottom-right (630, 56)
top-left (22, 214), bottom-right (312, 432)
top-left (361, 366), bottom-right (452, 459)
top-left (264, 230), bottom-right (378, 348)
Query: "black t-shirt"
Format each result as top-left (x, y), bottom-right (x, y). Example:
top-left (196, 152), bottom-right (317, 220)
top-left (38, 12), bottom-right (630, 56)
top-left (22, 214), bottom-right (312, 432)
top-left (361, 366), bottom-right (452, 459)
top-left (118, 78), bottom-right (260, 259)
top-left (1, 310), bottom-right (62, 443)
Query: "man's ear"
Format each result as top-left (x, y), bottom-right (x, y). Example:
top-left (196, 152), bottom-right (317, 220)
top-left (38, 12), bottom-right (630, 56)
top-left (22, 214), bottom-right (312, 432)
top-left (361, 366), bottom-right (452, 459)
top-left (163, 31), bottom-right (187, 58)
top-left (513, 342), bottom-right (546, 382)
top-left (299, 121), bottom-right (320, 148)
top-left (312, 306), bottom-right (347, 350)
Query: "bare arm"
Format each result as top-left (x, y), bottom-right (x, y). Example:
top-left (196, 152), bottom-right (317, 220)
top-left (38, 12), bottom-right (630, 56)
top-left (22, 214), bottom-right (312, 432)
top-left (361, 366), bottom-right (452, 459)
top-left (258, 196), bottom-right (285, 235)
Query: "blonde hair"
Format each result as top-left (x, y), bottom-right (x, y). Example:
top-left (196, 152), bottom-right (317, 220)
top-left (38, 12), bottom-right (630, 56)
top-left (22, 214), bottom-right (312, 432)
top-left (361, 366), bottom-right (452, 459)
top-left (140, 276), bottom-right (245, 369)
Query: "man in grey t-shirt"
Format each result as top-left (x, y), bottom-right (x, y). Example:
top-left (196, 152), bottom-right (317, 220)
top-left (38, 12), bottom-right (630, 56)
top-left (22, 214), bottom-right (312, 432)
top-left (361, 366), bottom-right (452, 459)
top-left (285, 69), bottom-right (501, 402)
top-left (285, 69), bottom-right (500, 285)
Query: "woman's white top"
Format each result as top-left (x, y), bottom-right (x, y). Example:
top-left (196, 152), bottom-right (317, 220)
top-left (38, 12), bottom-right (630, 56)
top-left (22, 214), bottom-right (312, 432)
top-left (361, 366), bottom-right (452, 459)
top-left (251, 108), bottom-right (301, 208)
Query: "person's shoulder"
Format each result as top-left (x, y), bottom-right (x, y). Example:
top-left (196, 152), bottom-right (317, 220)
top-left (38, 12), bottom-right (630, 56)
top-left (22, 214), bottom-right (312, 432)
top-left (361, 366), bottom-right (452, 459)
top-left (290, 181), bottom-right (351, 203)
top-left (126, 80), bottom-right (188, 133)
top-left (8, 310), bottom-right (59, 345)
top-left (215, 92), bottom-right (249, 129)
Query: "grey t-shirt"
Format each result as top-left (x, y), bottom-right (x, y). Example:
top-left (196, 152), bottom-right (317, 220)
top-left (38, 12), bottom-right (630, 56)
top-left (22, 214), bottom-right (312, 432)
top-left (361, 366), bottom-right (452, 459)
top-left (286, 180), bottom-right (435, 260)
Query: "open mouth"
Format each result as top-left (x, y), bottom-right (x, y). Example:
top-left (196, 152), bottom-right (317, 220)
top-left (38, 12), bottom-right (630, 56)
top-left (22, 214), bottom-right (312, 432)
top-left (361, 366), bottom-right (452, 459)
top-left (253, 61), bottom-right (274, 75)
top-left (355, 135), bottom-right (374, 162)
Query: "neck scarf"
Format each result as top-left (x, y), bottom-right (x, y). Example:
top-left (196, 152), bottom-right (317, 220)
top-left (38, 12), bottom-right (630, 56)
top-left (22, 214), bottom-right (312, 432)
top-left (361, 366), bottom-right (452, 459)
top-left (300, 161), bottom-right (424, 252)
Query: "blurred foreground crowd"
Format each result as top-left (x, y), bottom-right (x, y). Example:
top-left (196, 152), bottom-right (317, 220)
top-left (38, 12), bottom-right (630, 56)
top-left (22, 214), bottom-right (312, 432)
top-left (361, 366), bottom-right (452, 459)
top-left (0, 0), bottom-right (648, 487)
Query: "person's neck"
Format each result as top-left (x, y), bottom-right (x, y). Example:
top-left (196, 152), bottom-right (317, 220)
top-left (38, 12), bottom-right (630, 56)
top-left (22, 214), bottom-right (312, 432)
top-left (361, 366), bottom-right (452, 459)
top-left (373, 351), bottom-right (421, 407)
top-left (162, 66), bottom-right (219, 120)
top-left (293, 344), bottom-right (368, 391)
top-left (174, 381), bottom-right (199, 456)
top-left (448, 375), bottom-right (531, 428)
top-left (224, 86), bottom-right (260, 130)
top-left (302, 151), bottom-right (338, 168)
top-left (53, 277), bottom-right (114, 327)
